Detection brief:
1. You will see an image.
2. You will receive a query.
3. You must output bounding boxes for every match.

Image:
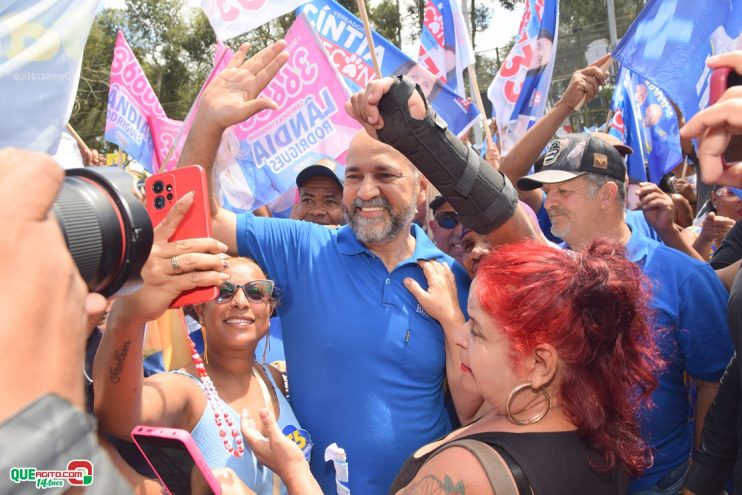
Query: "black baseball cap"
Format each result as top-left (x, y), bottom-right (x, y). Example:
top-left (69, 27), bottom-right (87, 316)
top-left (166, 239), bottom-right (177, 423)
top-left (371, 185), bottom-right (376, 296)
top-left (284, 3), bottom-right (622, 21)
top-left (429, 195), bottom-right (449, 212)
top-left (296, 163), bottom-right (343, 191)
top-left (517, 134), bottom-right (627, 191)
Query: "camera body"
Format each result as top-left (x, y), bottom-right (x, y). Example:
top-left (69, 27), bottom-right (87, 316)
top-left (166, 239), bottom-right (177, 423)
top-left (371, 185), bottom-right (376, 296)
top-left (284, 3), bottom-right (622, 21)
top-left (53, 166), bottom-right (153, 297)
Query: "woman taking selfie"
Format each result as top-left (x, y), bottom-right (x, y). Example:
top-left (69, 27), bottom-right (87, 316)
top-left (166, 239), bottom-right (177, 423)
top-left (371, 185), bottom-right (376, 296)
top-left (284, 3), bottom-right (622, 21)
top-left (93, 197), bottom-right (306, 495)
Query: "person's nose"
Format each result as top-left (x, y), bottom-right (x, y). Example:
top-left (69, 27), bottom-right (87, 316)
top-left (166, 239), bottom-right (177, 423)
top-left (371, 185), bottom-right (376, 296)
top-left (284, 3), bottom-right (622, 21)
top-left (356, 176), bottom-right (380, 201)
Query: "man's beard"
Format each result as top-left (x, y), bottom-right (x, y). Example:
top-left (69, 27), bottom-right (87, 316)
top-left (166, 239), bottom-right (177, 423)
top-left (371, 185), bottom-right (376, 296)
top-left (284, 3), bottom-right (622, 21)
top-left (344, 195), bottom-right (417, 244)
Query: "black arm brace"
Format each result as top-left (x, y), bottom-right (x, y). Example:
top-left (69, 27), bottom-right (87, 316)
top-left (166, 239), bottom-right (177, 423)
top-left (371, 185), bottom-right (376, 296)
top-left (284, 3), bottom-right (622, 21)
top-left (377, 76), bottom-right (518, 234)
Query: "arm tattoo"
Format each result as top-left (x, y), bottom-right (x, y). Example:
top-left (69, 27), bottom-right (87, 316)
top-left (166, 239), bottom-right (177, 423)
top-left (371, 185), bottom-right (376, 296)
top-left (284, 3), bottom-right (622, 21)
top-left (108, 340), bottom-right (131, 384)
top-left (401, 474), bottom-right (466, 494)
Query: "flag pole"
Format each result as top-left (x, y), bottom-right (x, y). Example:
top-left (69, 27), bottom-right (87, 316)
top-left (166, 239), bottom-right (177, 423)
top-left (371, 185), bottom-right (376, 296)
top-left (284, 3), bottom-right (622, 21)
top-left (356, 0), bottom-right (382, 79)
top-left (466, 65), bottom-right (494, 147)
top-left (66, 123), bottom-right (91, 157)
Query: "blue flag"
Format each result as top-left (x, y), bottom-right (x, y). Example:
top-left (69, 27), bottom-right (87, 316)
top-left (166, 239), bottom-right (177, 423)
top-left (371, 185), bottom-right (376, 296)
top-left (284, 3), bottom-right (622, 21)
top-left (609, 67), bottom-right (682, 182)
top-left (298, 0), bottom-right (480, 137)
top-left (613, 0), bottom-right (742, 122)
top-left (486, 0), bottom-right (559, 153)
top-left (0, 0), bottom-right (100, 154)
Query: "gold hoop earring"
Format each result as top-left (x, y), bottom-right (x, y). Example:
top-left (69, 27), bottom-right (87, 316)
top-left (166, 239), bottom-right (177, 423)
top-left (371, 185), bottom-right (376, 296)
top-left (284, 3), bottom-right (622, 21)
top-left (200, 325), bottom-right (209, 364)
top-left (506, 382), bottom-right (550, 425)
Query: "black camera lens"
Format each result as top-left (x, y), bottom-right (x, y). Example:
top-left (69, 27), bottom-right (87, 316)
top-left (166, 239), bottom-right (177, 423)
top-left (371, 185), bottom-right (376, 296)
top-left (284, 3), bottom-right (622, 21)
top-left (154, 196), bottom-right (166, 210)
top-left (53, 167), bottom-right (153, 297)
top-left (166, 193), bottom-right (173, 201)
top-left (152, 180), bottom-right (164, 194)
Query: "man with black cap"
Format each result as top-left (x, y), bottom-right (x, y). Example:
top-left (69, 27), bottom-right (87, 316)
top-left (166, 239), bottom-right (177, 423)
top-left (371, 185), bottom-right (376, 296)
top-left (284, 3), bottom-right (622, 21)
top-left (291, 158), bottom-right (344, 226)
top-left (428, 194), bottom-right (464, 262)
top-left (518, 133), bottom-right (733, 495)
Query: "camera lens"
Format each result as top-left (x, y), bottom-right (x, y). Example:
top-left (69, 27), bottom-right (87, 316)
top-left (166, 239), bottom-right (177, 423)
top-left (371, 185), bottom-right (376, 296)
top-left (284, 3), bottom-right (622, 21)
top-left (166, 193), bottom-right (173, 201)
top-left (53, 167), bottom-right (153, 297)
top-left (154, 196), bottom-right (166, 210)
top-left (152, 180), bottom-right (164, 194)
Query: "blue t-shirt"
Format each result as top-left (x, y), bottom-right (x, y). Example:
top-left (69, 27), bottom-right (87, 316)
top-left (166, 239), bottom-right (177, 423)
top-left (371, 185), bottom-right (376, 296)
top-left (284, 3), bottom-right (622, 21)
top-left (624, 231), bottom-right (733, 491)
top-left (236, 215), bottom-right (469, 494)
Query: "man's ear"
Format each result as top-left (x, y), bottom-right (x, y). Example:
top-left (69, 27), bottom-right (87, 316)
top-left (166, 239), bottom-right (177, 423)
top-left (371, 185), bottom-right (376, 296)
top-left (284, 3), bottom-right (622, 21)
top-left (194, 304), bottom-right (205, 324)
top-left (528, 343), bottom-right (558, 391)
top-left (599, 181), bottom-right (619, 208)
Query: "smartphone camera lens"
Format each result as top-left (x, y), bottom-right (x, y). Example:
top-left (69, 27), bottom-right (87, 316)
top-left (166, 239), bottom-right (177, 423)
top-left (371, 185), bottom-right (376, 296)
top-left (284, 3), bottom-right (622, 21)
top-left (166, 184), bottom-right (173, 192)
top-left (152, 181), bottom-right (164, 194)
top-left (166, 193), bottom-right (173, 201)
top-left (154, 196), bottom-right (166, 210)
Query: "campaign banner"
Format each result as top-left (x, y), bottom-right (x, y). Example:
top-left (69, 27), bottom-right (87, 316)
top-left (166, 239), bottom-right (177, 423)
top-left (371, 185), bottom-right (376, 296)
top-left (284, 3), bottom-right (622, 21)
top-left (487, 0), bottom-right (559, 153)
top-left (609, 67), bottom-right (682, 183)
top-left (0, 0), bottom-right (99, 154)
top-left (209, 13), bottom-right (359, 212)
top-left (151, 43), bottom-right (235, 172)
top-left (613, 0), bottom-right (742, 122)
top-left (105, 31), bottom-right (166, 172)
top-left (201, 0), bottom-right (308, 40)
top-left (298, 0), bottom-right (480, 137)
top-left (418, 0), bottom-right (475, 97)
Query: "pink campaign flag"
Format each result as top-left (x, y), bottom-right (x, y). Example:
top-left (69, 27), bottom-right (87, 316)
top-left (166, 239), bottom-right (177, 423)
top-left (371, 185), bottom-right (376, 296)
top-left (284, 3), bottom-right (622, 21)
top-left (211, 13), bottom-right (361, 212)
top-left (201, 0), bottom-right (308, 40)
top-left (150, 42), bottom-right (235, 172)
top-left (105, 31), bottom-right (167, 171)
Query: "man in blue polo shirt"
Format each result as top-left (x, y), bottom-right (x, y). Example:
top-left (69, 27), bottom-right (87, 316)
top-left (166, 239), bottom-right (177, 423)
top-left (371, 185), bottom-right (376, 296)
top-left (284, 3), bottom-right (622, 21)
top-left (517, 134), bottom-right (734, 495)
top-left (175, 43), bottom-right (487, 493)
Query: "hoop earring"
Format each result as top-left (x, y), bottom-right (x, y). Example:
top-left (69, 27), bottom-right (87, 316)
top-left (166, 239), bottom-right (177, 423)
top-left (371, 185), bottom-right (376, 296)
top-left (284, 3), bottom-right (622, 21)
top-left (506, 382), bottom-right (550, 425)
top-left (200, 325), bottom-right (209, 364)
top-left (261, 332), bottom-right (270, 364)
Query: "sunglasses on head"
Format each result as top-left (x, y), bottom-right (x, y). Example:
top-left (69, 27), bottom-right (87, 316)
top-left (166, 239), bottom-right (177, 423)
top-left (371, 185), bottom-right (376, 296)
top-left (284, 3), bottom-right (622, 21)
top-left (434, 211), bottom-right (460, 229)
top-left (215, 280), bottom-right (275, 304)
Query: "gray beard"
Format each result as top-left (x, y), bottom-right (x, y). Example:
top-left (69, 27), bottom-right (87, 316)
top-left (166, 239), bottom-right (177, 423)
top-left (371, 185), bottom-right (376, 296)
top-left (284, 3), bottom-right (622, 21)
top-left (344, 196), bottom-right (417, 245)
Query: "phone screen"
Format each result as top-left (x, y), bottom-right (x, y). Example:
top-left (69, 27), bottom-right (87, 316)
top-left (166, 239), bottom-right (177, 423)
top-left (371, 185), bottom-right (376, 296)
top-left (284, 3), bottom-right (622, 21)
top-left (133, 434), bottom-right (215, 495)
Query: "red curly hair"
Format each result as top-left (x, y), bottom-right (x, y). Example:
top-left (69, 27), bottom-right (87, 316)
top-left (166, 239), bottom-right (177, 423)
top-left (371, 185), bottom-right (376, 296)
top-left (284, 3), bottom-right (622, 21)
top-left (475, 238), bottom-right (662, 477)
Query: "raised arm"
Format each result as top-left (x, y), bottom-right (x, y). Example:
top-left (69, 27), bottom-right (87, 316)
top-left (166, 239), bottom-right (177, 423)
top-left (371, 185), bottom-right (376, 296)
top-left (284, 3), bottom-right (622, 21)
top-left (499, 55), bottom-right (610, 211)
top-left (178, 41), bottom-right (289, 254)
top-left (93, 196), bottom-right (228, 438)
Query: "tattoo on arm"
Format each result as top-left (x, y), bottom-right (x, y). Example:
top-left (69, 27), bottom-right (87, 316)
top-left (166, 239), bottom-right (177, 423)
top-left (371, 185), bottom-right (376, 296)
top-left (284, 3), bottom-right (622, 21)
top-left (108, 341), bottom-right (131, 384)
top-left (401, 474), bottom-right (466, 494)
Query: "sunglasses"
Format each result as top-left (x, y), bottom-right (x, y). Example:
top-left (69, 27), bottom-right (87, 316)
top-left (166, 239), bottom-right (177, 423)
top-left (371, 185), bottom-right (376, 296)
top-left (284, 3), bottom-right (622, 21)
top-left (434, 211), bottom-right (460, 229)
top-left (215, 280), bottom-right (275, 304)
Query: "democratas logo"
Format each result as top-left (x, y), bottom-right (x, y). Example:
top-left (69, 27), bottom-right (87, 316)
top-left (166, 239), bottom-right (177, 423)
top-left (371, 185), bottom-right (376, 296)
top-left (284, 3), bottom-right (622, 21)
top-left (9, 459), bottom-right (93, 489)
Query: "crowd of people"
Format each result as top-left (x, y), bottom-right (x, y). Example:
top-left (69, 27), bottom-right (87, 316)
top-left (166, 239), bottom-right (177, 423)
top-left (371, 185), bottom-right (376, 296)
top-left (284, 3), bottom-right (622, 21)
top-left (5, 40), bottom-right (742, 495)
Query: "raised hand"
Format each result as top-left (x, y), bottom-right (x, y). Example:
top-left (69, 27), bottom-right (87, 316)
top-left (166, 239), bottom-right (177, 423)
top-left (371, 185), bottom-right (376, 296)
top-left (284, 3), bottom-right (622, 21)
top-left (681, 51), bottom-right (742, 186)
top-left (196, 41), bottom-right (289, 133)
top-left (115, 193), bottom-right (229, 324)
top-left (345, 76), bottom-right (427, 140)
top-left (637, 182), bottom-right (675, 233)
top-left (557, 54), bottom-right (610, 111)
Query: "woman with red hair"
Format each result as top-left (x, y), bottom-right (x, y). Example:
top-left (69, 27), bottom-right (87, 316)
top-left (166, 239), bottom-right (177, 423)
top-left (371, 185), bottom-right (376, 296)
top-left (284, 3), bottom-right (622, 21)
top-left (228, 239), bottom-right (663, 495)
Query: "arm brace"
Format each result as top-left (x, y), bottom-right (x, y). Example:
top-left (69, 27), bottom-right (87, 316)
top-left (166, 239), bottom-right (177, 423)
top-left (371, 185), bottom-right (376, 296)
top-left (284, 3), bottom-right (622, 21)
top-left (377, 76), bottom-right (518, 234)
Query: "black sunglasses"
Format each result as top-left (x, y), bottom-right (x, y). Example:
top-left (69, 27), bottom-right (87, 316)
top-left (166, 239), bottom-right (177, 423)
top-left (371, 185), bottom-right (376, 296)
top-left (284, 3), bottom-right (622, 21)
top-left (215, 280), bottom-right (275, 304)
top-left (434, 211), bottom-right (460, 229)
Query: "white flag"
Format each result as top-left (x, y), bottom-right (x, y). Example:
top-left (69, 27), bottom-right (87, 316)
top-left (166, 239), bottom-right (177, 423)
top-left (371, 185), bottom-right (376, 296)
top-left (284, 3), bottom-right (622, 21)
top-left (201, 0), bottom-right (308, 40)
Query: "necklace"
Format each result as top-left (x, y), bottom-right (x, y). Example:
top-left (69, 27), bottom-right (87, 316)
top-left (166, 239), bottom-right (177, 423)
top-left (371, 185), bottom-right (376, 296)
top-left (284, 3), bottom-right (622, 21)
top-left (188, 338), bottom-right (245, 457)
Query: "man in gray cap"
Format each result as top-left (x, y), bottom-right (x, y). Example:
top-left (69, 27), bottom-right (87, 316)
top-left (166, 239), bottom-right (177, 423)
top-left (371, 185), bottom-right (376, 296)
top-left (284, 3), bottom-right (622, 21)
top-left (518, 133), bottom-right (733, 495)
top-left (290, 158), bottom-right (344, 226)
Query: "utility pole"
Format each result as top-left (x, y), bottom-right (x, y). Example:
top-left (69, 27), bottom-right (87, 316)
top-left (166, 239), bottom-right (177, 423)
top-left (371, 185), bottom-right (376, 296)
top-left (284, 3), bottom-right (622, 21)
top-left (607, 0), bottom-right (618, 48)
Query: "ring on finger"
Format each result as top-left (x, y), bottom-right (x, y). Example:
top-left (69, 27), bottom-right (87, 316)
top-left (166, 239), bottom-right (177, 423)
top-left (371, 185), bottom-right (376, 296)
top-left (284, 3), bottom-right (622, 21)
top-left (171, 255), bottom-right (183, 274)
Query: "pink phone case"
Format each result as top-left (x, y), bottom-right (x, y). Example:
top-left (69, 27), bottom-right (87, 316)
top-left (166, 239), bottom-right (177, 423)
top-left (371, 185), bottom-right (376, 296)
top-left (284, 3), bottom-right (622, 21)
top-left (709, 67), bottom-right (732, 106)
top-left (131, 425), bottom-right (222, 495)
top-left (145, 165), bottom-right (219, 307)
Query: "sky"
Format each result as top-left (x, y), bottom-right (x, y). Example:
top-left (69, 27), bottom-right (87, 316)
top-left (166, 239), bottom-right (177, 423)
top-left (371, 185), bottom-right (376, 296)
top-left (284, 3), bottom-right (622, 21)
top-left (396, 1), bottom-right (524, 61)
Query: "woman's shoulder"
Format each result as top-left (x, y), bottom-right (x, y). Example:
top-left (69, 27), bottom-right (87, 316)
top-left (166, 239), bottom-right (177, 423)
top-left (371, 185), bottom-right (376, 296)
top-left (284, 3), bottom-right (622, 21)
top-left (398, 444), bottom-right (497, 495)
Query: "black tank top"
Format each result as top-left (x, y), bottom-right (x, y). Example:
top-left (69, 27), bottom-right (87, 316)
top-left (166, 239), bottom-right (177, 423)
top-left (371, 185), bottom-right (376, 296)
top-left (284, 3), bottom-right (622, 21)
top-left (389, 430), bottom-right (628, 494)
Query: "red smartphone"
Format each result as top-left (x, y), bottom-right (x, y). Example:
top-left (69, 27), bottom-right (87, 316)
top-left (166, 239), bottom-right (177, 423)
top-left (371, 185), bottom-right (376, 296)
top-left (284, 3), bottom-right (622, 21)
top-left (709, 66), bottom-right (742, 165)
top-left (145, 165), bottom-right (219, 308)
top-left (131, 426), bottom-right (221, 495)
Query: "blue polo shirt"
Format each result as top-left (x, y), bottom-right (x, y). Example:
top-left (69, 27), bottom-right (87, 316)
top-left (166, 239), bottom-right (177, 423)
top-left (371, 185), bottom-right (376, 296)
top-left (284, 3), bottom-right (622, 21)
top-left (624, 231), bottom-right (733, 491)
top-left (236, 214), bottom-right (469, 494)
